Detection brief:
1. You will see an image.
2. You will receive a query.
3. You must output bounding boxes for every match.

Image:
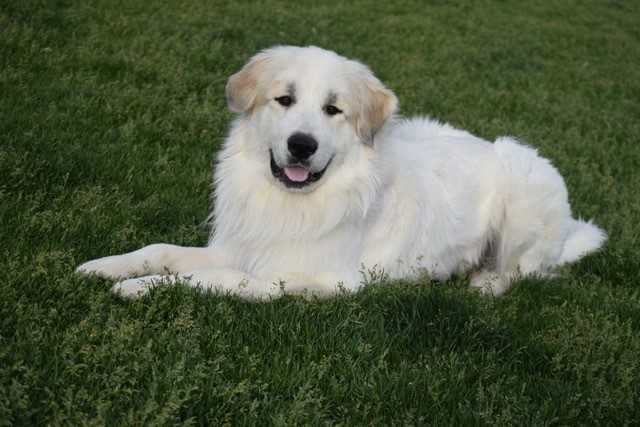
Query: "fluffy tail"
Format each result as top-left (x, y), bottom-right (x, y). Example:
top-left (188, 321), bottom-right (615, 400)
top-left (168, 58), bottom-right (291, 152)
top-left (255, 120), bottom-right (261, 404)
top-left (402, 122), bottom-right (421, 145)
top-left (559, 219), bottom-right (607, 265)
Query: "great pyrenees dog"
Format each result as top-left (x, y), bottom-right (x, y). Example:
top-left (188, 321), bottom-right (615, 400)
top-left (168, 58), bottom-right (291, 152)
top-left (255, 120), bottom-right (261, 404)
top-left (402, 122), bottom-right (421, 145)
top-left (77, 45), bottom-right (606, 298)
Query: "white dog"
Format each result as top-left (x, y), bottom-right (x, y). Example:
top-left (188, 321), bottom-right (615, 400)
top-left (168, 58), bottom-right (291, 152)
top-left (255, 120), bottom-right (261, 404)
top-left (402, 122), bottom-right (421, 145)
top-left (77, 45), bottom-right (606, 298)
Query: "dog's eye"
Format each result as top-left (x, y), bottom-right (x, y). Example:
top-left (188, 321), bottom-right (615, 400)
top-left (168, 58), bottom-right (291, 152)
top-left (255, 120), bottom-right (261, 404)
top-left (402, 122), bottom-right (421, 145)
top-left (324, 105), bottom-right (342, 116)
top-left (275, 96), bottom-right (293, 107)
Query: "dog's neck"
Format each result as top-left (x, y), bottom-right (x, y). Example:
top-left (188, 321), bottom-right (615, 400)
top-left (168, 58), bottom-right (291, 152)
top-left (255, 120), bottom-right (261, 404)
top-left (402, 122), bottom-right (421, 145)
top-left (209, 119), bottom-right (380, 246)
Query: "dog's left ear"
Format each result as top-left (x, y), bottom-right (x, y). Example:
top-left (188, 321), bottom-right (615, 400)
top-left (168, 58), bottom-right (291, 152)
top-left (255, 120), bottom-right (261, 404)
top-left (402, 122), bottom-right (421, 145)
top-left (355, 74), bottom-right (398, 144)
top-left (226, 51), bottom-right (271, 113)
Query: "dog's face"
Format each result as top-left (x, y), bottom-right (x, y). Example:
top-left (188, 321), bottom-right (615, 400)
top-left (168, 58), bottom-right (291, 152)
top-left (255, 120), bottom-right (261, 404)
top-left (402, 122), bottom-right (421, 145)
top-left (225, 46), bottom-right (398, 192)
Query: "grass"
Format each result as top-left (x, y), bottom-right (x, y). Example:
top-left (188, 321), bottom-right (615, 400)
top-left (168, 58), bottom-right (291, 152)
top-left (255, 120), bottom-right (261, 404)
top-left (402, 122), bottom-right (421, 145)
top-left (1, 0), bottom-right (640, 424)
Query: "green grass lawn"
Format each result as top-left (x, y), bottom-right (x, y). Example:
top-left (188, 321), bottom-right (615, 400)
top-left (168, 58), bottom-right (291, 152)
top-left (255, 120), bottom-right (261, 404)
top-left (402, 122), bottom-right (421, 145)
top-left (2, 0), bottom-right (640, 424)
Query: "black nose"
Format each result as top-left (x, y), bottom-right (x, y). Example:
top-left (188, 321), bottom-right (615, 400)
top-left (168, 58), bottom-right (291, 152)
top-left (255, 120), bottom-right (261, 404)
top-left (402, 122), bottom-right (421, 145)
top-left (287, 132), bottom-right (318, 160)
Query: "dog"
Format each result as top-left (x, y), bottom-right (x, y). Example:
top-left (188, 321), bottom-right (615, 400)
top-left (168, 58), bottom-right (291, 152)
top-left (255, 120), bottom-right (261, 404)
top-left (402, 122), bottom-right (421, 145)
top-left (77, 45), bottom-right (607, 298)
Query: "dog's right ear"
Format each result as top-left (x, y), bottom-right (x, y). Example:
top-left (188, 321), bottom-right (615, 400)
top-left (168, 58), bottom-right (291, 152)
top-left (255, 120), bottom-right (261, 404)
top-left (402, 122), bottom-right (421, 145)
top-left (225, 51), bottom-right (272, 114)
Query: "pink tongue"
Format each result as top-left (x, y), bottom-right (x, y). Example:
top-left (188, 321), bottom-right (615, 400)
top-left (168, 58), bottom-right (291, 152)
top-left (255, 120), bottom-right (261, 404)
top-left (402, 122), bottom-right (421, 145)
top-left (284, 166), bottom-right (310, 182)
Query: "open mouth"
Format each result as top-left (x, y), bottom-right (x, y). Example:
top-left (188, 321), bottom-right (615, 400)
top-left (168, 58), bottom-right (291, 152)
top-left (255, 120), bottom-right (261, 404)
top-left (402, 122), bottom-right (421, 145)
top-left (270, 150), bottom-right (332, 189)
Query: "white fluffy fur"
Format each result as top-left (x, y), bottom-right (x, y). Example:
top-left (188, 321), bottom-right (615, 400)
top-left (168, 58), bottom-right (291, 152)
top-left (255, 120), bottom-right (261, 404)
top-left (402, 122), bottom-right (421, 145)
top-left (77, 46), bottom-right (606, 298)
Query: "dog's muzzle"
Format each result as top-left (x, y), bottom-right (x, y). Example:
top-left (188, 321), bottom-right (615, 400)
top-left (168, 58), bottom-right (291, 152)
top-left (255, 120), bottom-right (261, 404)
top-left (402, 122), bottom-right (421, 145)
top-left (270, 150), bottom-right (332, 189)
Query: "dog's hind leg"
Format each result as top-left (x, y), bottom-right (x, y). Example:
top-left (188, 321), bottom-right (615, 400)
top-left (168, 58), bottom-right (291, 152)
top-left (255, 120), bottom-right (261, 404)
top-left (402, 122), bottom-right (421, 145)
top-left (469, 233), bottom-right (547, 296)
top-left (469, 270), bottom-right (516, 296)
top-left (76, 244), bottom-right (227, 280)
top-left (471, 137), bottom-right (607, 296)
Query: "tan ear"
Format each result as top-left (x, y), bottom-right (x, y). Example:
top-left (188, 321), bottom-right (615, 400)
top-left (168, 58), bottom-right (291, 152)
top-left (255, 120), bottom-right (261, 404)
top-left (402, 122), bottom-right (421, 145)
top-left (355, 75), bottom-right (398, 143)
top-left (225, 52), bottom-right (271, 113)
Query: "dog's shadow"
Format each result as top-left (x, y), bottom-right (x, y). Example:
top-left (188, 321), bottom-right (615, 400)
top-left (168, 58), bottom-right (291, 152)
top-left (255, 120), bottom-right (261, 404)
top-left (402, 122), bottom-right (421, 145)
top-left (128, 275), bottom-right (555, 376)
top-left (348, 277), bottom-right (553, 371)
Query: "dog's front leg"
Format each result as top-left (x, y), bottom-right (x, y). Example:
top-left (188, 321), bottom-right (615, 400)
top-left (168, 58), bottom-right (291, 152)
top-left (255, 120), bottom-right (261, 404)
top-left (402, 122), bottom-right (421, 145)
top-left (112, 269), bottom-right (352, 300)
top-left (113, 268), bottom-right (282, 299)
top-left (76, 244), bottom-right (227, 280)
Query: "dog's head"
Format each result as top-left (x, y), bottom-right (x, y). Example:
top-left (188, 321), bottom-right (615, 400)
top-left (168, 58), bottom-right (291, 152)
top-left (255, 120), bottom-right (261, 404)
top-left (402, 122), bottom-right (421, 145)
top-left (225, 46), bottom-right (398, 192)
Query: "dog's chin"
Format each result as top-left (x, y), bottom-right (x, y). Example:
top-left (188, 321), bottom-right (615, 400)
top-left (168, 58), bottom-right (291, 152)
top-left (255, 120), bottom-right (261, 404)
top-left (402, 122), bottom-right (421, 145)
top-left (270, 150), bottom-right (332, 192)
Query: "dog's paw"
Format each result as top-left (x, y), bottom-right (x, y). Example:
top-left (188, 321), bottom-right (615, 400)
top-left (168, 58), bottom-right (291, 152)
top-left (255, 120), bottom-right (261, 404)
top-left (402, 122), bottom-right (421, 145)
top-left (112, 275), bottom-right (176, 298)
top-left (76, 255), bottom-right (132, 280)
top-left (469, 271), bottom-right (511, 296)
top-left (112, 277), bottom-right (154, 298)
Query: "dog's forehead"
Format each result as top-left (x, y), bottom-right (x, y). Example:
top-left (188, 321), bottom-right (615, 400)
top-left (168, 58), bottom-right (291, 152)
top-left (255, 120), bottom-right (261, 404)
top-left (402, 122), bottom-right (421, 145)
top-left (272, 54), bottom-right (353, 97)
top-left (284, 77), bottom-right (344, 98)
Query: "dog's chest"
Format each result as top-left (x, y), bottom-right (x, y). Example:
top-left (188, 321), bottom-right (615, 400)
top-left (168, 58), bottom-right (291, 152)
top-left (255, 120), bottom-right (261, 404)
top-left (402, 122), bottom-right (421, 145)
top-left (227, 225), bottom-right (364, 277)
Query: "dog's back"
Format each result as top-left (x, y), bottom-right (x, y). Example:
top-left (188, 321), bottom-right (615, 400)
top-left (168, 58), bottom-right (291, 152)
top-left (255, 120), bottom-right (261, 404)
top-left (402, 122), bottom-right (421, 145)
top-left (362, 120), bottom-right (606, 295)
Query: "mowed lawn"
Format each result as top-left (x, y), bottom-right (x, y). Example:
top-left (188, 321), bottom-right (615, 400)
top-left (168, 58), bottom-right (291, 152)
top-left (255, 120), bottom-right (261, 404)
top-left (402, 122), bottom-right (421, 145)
top-left (2, 0), bottom-right (640, 425)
